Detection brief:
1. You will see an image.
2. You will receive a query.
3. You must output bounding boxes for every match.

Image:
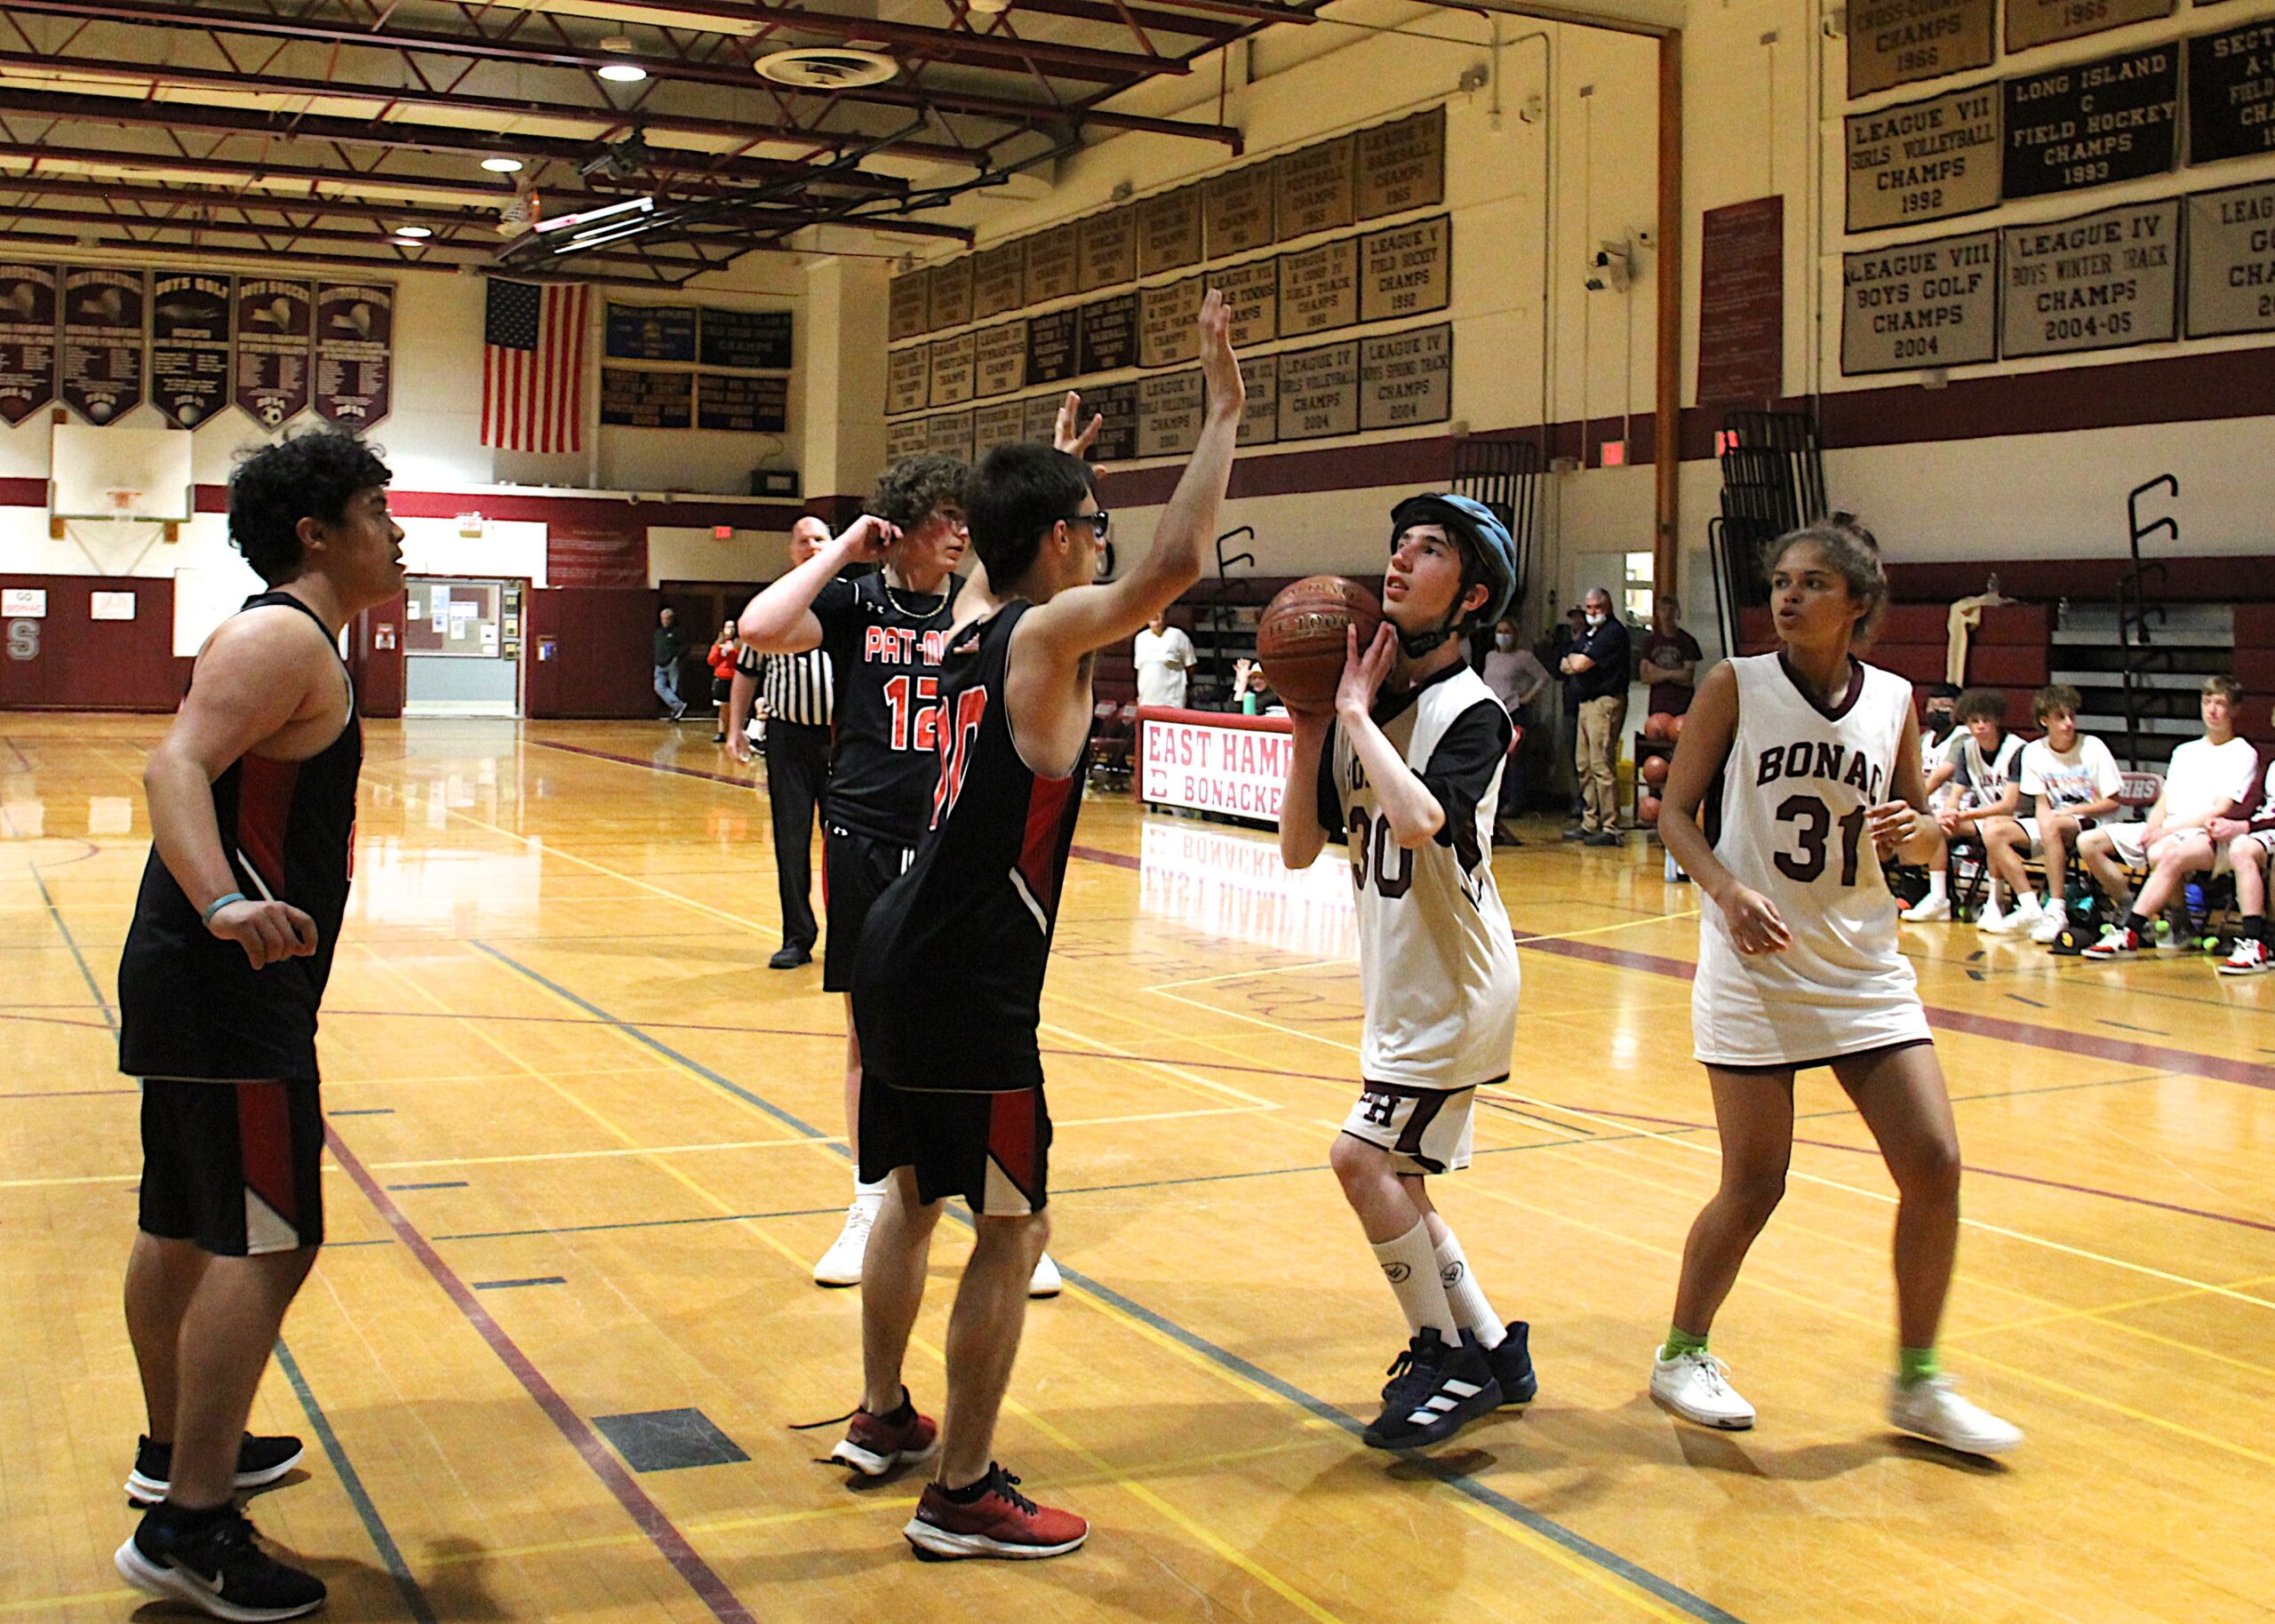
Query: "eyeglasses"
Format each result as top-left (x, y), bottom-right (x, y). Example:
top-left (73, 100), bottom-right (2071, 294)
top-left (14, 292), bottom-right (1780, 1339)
top-left (1064, 509), bottom-right (1111, 542)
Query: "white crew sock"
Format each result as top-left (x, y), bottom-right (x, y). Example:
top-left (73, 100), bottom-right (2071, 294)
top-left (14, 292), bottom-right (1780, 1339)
top-left (1369, 1220), bottom-right (1459, 1340)
top-left (1985, 878), bottom-right (2004, 913)
top-left (1432, 1230), bottom-right (1506, 1350)
top-left (1924, 870), bottom-right (1947, 903)
top-left (853, 1178), bottom-right (888, 1209)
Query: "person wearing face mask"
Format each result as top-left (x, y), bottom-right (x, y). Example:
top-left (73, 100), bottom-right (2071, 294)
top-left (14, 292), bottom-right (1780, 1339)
top-left (1482, 617), bottom-right (1550, 840)
top-left (1560, 587), bottom-right (1632, 845)
top-left (1918, 683), bottom-right (1961, 755)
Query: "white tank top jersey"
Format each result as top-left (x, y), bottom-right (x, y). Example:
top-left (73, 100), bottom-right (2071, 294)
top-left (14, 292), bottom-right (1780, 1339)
top-left (1694, 651), bottom-right (1932, 1068)
top-left (1326, 665), bottom-right (1521, 1090)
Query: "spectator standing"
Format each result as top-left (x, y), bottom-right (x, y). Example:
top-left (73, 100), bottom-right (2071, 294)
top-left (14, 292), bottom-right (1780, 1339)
top-left (1132, 610), bottom-right (1197, 709)
top-left (1561, 587), bottom-right (1632, 845)
top-left (1640, 595), bottom-right (1704, 717)
top-left (652, 606), bottom-right (688, 720)
top-left (1482, 615), bottom-right (1550, 835)
top-left (706, 620), bottom-right (739, 743)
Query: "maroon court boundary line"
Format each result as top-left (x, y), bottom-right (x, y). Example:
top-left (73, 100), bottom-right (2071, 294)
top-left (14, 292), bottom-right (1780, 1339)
top-left (324, 1127), bottom-right (760, 1624)
top-left (1509, 932), bottom-right (2275, 1094)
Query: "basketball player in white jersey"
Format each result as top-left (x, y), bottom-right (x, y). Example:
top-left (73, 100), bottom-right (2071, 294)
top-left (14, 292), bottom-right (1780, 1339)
top-left (1648, 517), bottom-right (2022, 1457)
top-left (1277, 495), bottom-right (1535, 1449)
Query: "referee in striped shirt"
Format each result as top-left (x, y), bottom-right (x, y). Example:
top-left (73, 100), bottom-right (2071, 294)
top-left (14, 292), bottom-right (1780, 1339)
top-left (732, 515), bottom-right (835, 969)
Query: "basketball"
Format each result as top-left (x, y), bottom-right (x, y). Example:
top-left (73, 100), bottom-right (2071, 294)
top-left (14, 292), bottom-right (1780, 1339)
top-left (1638, 792), bottom-right (1662, 825)
top-left (1644, 712), bottom-right (1675, 741)
top-left (1257, 576), bottom-right (1385, 712)
top-left (1667, 712), bottom-right (1687, 741)
top-left (1641, 753), bottom-right (1670, 787)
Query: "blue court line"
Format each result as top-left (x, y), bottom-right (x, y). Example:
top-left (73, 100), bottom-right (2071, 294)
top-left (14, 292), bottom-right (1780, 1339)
top-left (24, 850), bottom-right (117, 1031)
top-left (473, 1276), bottom-right (568, 1291)
top-left (272, 1339), bottom-right (438, 1624)
top-left (469, 937), bottom-right (1744, 1624)
top-left (387, 1181), bottom-right (470, 1190)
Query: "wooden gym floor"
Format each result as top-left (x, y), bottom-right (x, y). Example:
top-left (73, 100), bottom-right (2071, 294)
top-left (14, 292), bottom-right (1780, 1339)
top-left (4, 713), bottom-right (2272, 1623)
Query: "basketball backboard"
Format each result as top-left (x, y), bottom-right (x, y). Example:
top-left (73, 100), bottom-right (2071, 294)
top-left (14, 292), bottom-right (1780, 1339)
top-left (49, 422), bottom-right (195, 523)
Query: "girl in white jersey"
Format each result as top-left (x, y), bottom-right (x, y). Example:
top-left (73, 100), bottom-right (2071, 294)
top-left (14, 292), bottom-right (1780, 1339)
top-left (1649, 518), bottom-right (2022, 1458)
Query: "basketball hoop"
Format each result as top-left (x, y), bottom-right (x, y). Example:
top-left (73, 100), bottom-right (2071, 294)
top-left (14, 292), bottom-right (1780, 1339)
top-left (103, 487), bottom-right (143, 517)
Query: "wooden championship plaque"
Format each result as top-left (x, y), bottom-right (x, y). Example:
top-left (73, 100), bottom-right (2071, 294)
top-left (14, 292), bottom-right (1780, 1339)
top-left (1695, 197), bottom-right (1784, 403)
top-left (973, 322), bottom-right (1028, 398)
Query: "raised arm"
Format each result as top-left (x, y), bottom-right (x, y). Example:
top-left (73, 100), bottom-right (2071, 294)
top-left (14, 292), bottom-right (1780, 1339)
top-left (739, 515), bottom-right (894, 653)
top-left (1014, 290), bottom-right (1243, 673)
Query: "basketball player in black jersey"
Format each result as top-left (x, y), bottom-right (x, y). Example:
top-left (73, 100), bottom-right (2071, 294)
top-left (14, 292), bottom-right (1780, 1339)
top-left (834, 291), bottom-right (1243, 1561)
top-left (113, 430), bottom-right (403, 1620)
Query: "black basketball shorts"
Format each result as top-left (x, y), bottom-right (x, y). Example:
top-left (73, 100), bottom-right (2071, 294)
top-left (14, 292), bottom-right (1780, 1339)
top-left (138, 1079), bottom-right (326, 1256)
top-left (857, 1068), bottom-right (1051, 1217)
top-left (822, 823), bottom-right (914, 993)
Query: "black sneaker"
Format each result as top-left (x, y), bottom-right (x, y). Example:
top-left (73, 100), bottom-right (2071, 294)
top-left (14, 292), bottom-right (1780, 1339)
top-left (1488, 1321), bottom-right (1537, 1405)
top-left (768, 943), bottom-right (813, 969)
top-left (1362, 1327), bottom-right (1503, 1449)
top-left (127, 1434), bottom-right (306, 1507)
top-left (116, 1505), bottom-right (327, 1620)
top-left (1561, 825), bottom-right (1588, 841)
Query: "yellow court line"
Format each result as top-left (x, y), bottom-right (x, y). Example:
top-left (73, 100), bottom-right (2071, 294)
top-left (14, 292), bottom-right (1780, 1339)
top-left (1511, 908), bottom-right (1702, 946)
top-left (0, 1587), bottom-right (140, 1616)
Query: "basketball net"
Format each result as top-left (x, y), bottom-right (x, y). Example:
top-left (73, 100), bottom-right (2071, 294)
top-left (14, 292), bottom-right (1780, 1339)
top-left (61, 487), bottom-right (165, 571)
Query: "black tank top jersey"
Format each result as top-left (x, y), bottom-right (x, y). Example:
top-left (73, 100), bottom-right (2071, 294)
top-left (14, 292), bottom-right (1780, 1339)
top-left (851, 602), bottom-right (1091, 1091)
top-left (811, 569), bottom-right (964, 844)
top-left (118, 593), bottom-right (363, 1081)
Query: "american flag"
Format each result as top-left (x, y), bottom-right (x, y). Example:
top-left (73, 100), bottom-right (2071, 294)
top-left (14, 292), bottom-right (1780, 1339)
top-left (482, 279), bottom-right (588, 453)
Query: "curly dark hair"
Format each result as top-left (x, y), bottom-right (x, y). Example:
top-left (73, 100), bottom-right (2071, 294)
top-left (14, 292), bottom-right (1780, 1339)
top-left (228, 429), bottom-right (393, 585)
top-left (871, 453), bottom-right (970, 531)
top-left (1769, 512), bottom-right (1887, 647)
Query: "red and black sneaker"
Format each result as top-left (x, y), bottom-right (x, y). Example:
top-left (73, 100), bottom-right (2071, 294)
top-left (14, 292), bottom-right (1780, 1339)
top-left (904, 1464), bottom-right (1089, 1560)
top-left (2083, 924), bottom-right (2144, 959)
top-left (828, 1389), bottom-right (939, 1478)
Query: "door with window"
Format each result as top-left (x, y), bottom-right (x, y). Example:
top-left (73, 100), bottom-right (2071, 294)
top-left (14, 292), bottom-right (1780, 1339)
top-left (403, 577), bottom-right (524, 717)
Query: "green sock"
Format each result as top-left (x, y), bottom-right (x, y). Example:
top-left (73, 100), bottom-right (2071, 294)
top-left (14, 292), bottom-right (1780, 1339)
top-left (1897, 1346), bottom-right (1941, 1386)
top-left (1661, 1325), bottom-right (1709, 1360)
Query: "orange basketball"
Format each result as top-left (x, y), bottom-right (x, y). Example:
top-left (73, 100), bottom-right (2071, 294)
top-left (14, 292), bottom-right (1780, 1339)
top-left (1667, 712), bottom-right (1687, 741)
top-left (1637, 792), bottom-right (1662, 825)
top-left (1643, 712), bottom-right (1675, 741)
top-left (1640, 753), bottom-right (1670, 787)
top-left (1257, 576), bottom-right (1385, 712)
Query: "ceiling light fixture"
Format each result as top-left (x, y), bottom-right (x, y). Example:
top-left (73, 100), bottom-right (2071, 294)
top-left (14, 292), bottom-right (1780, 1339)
top-left (481, 156), bottom-right (525, 173)
top-left (531, 193), bottom-right (654, 236)
top-left (754, 47), bottom-right (898, 88)
top-left (394, 224), bottom-right (433, 238)
top-left (596, 61), bottom-right (647, 83)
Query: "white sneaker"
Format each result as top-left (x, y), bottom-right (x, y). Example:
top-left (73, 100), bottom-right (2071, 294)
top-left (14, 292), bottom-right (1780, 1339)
top-left (814, 1198), bottom-right (877, 1287)
top-left (1028, 1251), bottom-right (1062, 1298)
top-left (1976, 903), bottom-right (2023, 935)
top-left (2220, 936), bottom-right (2273, 976)
top-left (1888, 1375), bottom-right (2022, 1456)
top-left (1901, 895), bottom-right (1952, 923)
top-left (1649, 1347), bottom-right (1755, 1429)
top-left (2030, 906), bottom-right (2067, 944)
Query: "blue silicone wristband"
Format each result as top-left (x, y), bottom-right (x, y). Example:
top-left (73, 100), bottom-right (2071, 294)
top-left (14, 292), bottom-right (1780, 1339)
top-left (201, 891), bottom-right (248, 927)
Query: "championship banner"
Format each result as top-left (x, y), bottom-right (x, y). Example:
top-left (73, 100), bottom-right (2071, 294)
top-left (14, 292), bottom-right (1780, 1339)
top-left (1277, 340), bottom-right (1359, 442)
top-left (1359, 323), bottom-right (1451, 433)
top-left (150, 274), bottom-right (232, 429)
top-left (600, 367), bottom-right (692, 428)
top-left (2002, 44), bottom-right (2177, 202)
top-left (1846, 84), bottom-right (2001, 232)
top-left (1137, 187), bottom-right (1203, 276)
top-left (2006, 0), bottom-right (2170, 53)
top-left (1848, 0), bottom-right (1994, 98)
top-left (2188, 19), bottom-right (2275, 167)
top-left (1356, 108), bottom-right (1447, 219)
top-left (2000, 198), bottom-right (2180, 357)
top-left (1695, 197), bottom-right (1784, 403)
top-left (1076, 208), bottom-right (1138, 292)
top-left (606, 302), bottom-right (696, 362)
top-left (2183, 179), bottom-right (2275, 338)
top-left (698, 308), bottom-right (791, 370)
top-left (235, 278), bottom-right (312, 428)
top-left (888, 270), bottom-right (930, 343)
top-left (971, 244), bottom-right (1026, 322)
top-left (61, 267), bottom-right (145, 424)
top-left (1360, 215), bottom-right (1451, 325)
top-left (315, 283), bottom-right (393, 426)
top-left (927, 258), bottom-right (973, 330)
top-left (1204, 164), bottom-right (1276, 258)
top-left (696, 373), bottom-right (786, 433)
top-left (1841, 231), bottom-right (2000, 374)
top-left (0, 264), bottom-right (60, 426)
top-left (927, 331), bottom-right (975, 408)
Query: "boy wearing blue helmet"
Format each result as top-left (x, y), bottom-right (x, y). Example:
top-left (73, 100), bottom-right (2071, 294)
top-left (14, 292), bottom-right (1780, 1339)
top-left (1276, 493), bottom-right (1533, 1450)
